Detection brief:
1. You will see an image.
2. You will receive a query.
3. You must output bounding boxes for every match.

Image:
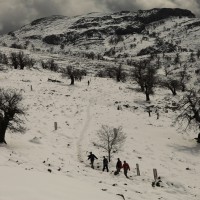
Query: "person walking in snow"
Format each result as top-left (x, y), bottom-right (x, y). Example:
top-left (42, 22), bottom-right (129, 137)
top-left (122, 161), bottom-right (130, 178)
top-left (115, 158), bottom-right (122, 174)
top-left (102, 156), bottom-right (109, 172)
top-left (155, 108), bottom-right (160, 119)
top-left (87, 152), bottom-right (98, 169)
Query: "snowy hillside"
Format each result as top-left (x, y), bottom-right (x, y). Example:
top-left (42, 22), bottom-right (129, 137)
top-left (0, 7), bottom-right (200, 200)
top-left (0, 67), bottom-right (200, 200)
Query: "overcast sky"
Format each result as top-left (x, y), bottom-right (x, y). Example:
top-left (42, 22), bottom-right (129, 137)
top-left (0, 0), bottom-right (199, 34)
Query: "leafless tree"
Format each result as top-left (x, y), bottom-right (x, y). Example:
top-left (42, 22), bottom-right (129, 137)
top-left (160, 76), bottom-right (180, 95)
top-left (0, 88), bottom-right (26, 144)
top-left (197, 49), bottom-right (200, 59)
top-left (177, 64), bottom-right (190, 92)
top-left (189, 52), bottom-right (196, 63)
top-left (132, 60), bottom-right (157, 101)
top-left (93, 125), bottom-right (126, 162)
top-left (10, 52), bottom-right (19, 69)
top-left (41, 59), bottom-right (58, 72)
top-left (174, 53), bottom-right (181, 64)
top-left (106, 65), bottom-right (127, 82)
top-left (163, 64), bottom-right (173, 76)
top-left (26, 57), bottom-right (36, 68)
top-left (10, 51), bottom-right (29, 69)
top-left (131, 60), bottom-right (148, 92)
top-left (115, 64), bottom-right (127, 82)
top-left (0, 53), bottom-right (8, 65)
top-left (62, 66), bottom-right (86, 85)
top-left (177, 90), bottom-right (200, 130)
top-left (62, 66), bottom-right (75, 85)
top-left (18, 51), bottom-right (27, 69)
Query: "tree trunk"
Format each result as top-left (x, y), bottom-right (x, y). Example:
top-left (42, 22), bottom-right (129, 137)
top-left (172, 88), bottom-right (177, 95)
top-left (108, 150), bottom-right (111, 162)
top-left (70, 75), bottom-right (74, 85)
top-left (0, 120), bottom-right (7, 144)
top-left (145, 92), bottom-right (150, 101)
top-left (116, 75), bottom-right (120, 82)
top-left (169, 87), bottom-right (176, 95)
top-left (140, 85), bottom-right (144, 92)
top-left (181, 84), bottom-right (186, 92)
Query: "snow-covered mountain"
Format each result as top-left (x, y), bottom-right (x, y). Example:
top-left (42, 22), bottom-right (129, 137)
top-left (0, 8), bottom-right (200, 200)
top-left (0, 8), bottom-right (198, 58)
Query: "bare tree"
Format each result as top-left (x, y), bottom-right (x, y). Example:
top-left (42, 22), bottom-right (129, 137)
top-left (197, 49), bottom-right (200, 59)
top-left (174, 53), bottom-right (181, 65)
top-left (189, 52), bottom-right (196, 63)
top-left (10, 51), bottom-right (29, 69)
top-left (93, 125), bottom-right (126, 162)
top-left (26, 57), bottom-right (36, 68)
top-left (177, 64), bottom-right (190, 92)
top-left (62, 66), bottom-right (75, 85)
top-left (0, 88), bottom-right (26, 144)
top-left (143, 66), bottom-right (157, 101)
top-left (10, 52), bottom-right (19, 69)
top-left (115, 64), bottom-right (127, 82)
top-left (177, 90), bottom-right (200, 130)
top-left (62, 66), bottom-right (86, 85)
top-left (18, 51), bottom-right (27, 69)
top-left (132, 61), bottom-right (157, 101)
top-left (160, 76), bottom-right (180, 95)
top-left (0, 53), bottom-right (8, 65)
top-left (131, 60), bottom-right (148, 92)
top-left (163, 64), bottom-right (173, 76)
top-left (106, 65), bottom-right (127, 82)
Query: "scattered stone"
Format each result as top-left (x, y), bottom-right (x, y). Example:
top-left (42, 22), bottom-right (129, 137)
top-left (123, 104), bottom-right (129, 108)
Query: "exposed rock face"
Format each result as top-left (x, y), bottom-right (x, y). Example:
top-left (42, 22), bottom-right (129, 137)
top-left (0, 8), bottom-right (198, 57)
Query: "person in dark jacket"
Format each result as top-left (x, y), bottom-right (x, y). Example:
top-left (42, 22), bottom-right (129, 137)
top-left (122, 161), bottom-right (130, 178)
top-left (88, 152), bottom-right (98, 169)
top-left (116, 158), bottom-right (122, 174)
top-left (102, 156), bottom-right (109, 172)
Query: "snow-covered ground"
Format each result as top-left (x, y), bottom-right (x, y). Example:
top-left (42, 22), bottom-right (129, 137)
top-left (0, 67), bottom-right (200, 200)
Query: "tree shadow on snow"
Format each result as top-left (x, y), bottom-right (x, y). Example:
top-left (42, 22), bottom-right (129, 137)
top-left (168, 142), bottom-right (200, 155)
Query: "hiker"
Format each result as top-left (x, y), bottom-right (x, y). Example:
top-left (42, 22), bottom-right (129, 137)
top-left (122, 161), bottom-right (130, 178)
top-left (88, 80), bottom-right (90, 86)
top-left (87, 152), bottom-right (98, 169)
top-left (155, 108), bottom-right (159, 119)
top-left (102, 156), bottom-right (109, 172)
top-left (116, 158), bottom-right (122, 174)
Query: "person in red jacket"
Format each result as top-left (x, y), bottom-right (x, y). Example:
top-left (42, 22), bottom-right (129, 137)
top-left (122, 161), bottom-right (130, 178)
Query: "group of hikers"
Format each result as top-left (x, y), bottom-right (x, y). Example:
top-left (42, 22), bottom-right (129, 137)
top-left (87, 152), bottom-right (130, 178)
